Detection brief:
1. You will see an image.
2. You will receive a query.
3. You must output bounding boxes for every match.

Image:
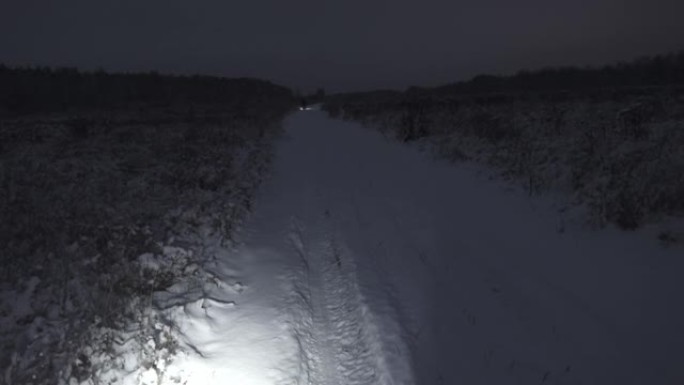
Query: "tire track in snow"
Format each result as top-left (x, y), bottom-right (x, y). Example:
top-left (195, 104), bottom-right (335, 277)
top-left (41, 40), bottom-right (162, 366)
top-left (283, 218), bottom-right (317, 385)
top-left (339, 195), bottom-right (420, 385)
top-left (283, 204), bottom-right (406, 385)
top-left (314, 222), bottom-right (381, 384)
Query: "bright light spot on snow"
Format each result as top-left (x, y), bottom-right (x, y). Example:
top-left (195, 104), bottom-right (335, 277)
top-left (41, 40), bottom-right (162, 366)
top-left (139, 368), bottom-right (158, 384)
top-left (147, 299), bottom-right (293, 385)
top-left (159, 355), bottom-right (275, 385)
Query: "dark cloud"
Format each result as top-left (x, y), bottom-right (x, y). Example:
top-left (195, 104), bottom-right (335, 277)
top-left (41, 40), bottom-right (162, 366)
top-left (1, 0), bottom-right (683, 91)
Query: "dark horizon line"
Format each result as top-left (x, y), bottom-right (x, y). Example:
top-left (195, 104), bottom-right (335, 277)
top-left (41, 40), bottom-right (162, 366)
top-left (3, 48), bottom-right (683, 95)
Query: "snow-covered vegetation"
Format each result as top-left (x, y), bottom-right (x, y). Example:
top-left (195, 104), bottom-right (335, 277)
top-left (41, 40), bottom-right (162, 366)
top-left (0, 67), bottom-right (295, 384)
top-left (323, 52), bottom-right (684, 233)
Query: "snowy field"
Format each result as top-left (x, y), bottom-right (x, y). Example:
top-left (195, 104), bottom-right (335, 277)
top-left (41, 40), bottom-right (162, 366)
top-left (82, 108), bottom-right (684, 385)
top-left (324, 90), bottom-right (684, 235)
top-left (0, 110), bottom-right (285, 384)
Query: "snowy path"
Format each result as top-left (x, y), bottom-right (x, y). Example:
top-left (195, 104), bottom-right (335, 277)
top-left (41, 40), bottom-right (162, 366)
top-left (159, 109), bottom-right (683, 385)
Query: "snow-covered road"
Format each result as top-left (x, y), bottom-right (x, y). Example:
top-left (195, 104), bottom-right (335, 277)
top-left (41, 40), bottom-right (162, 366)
top-left (158, 108), bottom-right (683, 385)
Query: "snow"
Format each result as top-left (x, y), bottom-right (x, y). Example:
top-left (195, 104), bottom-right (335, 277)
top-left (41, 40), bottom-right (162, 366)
top-left (94, 107), bottom-right (682, 384)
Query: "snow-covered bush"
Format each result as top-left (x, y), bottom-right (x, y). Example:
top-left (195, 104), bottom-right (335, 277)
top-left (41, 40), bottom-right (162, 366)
top-left (0, 105), bottom-right (288, 384)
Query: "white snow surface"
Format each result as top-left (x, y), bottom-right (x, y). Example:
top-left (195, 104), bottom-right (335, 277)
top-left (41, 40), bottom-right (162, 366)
top-left (133, 109), bottom-right (682, 385)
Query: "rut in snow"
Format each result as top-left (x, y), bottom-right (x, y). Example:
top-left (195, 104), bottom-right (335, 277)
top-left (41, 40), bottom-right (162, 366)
top-left (284, 195), bottom-right (415, 385)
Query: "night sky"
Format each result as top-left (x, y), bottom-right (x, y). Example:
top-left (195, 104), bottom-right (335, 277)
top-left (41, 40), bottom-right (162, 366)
top-left (1, 0), bottom-right (683, 92)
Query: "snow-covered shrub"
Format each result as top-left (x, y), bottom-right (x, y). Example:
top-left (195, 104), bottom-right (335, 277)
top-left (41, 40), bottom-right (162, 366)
top-left (0, 106), bottom-right (287, 384)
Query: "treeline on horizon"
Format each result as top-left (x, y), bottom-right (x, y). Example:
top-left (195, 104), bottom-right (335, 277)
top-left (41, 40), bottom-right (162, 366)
top-left (435, 50), bottom-right (684, 94)
top-left (332, 50), bottom-right (684, 100)
top-left (0, 65), bottom-right (295, 117)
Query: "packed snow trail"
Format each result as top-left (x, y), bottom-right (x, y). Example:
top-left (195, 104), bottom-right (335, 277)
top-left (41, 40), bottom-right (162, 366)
top-left (152, 108), bottom-right (683, 385)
